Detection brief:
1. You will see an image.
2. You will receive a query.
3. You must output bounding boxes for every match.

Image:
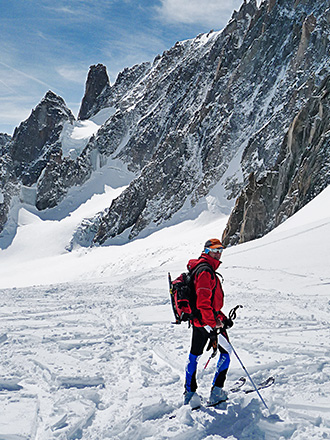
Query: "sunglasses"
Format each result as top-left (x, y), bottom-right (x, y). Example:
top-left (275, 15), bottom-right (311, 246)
top-left (206, 247), bottom-right (223, 254)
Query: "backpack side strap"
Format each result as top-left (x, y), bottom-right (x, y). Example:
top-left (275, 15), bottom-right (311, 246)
top-left (191, 262), bottom-right (215, 280)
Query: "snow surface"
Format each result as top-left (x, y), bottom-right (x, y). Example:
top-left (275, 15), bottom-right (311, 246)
top-left (60, 107), bottom-right (116, 159)
top-left (0, 180), bottom-right (330, 439)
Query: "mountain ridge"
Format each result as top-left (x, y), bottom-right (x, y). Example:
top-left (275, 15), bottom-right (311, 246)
top-left (1, 0), bottom-right (329, 248)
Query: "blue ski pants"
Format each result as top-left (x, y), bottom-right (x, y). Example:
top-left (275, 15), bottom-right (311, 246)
top-left (185, 326), bottom-right (232, 392)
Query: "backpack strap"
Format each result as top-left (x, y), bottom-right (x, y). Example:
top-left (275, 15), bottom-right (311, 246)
top-left (191, 262), bottom-right (215, 279)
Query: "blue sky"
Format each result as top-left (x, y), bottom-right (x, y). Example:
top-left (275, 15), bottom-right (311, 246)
top-left (0, 0), bottom-right (246, 135)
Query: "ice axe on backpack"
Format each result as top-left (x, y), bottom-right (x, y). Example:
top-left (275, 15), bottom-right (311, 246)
top-left (168, 272), bottom-right (181, 324)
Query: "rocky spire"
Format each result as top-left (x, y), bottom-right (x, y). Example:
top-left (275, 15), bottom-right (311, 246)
top-left (78, 64), bottom-right (111, 120)
top-left (9, 90), bottom-right (75, 185)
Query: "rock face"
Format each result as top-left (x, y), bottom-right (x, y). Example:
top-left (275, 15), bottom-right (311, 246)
top-left (0, 151), bottom-right (19, 234)
top-left (1, 0), bottom-right (330, 247)
top-left (35, 149), bottom-right (92, 210)
top-left (8, 91), bottom-right (75, 186)
top-left (72, 0), bottom-right (330, 246)
top-left (78, 64), bottom-right (111, 120)
top-left (0, 134), bottom-right (11, 148)
top-left (222, 75), bottom-right (330, 245)
top-left (0, 133), bottom-right (19, 237)
top-left (0, 91), bottom-right (74, 236)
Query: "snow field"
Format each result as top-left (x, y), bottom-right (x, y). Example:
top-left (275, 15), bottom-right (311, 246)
top-left (0, 182), bottom-right (329, 438)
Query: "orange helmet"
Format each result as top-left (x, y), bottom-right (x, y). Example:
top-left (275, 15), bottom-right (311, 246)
top-left (204, 238), bottom-right (224, 254)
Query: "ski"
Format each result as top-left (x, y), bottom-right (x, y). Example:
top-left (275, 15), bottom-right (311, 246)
top-left (204, 377), bottom-right (274, 408)
top-left (242, 376), bottom-right (275, 394)
top-left (229, 376), bottom-right (247, 393)
top-left (229, 376), bottom-right (275, 395)
top-left (205, 398), bottom-right (228, 408)
top-left (169, 377), bottom-right (275, 418)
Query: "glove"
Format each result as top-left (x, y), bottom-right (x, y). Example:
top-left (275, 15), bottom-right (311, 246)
top-left (223, 317), bottom-right (234, 329)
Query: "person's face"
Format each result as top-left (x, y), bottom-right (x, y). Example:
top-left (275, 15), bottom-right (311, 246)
top-left (208, 249), bottom-right (223, 260)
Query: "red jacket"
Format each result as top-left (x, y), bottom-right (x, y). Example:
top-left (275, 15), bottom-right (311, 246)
top-left (187, 253), bottom-right (226, 328)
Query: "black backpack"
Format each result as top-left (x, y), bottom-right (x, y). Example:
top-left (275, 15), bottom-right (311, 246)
top-left (168, 262), bottom-right (217, 325)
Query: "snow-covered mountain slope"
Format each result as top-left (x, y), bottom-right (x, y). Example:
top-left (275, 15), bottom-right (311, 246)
top-left (69, 0), bottom-right (330, 246)
top-left (223, 74), bottom-right (330, 246)
top-left (0, 183), bottom-right (329, 439)
top-left (2, 0), bottom-right (329, 249)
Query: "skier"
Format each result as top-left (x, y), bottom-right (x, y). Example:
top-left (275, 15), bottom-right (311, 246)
top-left (184, 238), bottom-right (233, 408)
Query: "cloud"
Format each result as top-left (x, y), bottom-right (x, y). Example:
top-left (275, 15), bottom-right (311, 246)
top-left (0, 0), bottom-right (255, 134)
top-left (43, 0), bottom-right (115, 23)
top-left (0, 61), bottom-right (63, 134)
top-left (47, 6), bottom-right (77, 15)
top-left (0, 79), bottom-right (17, 95)
top-left (0, 61), bottom-right (54, 89)
top-left (102, 28), bottom-right (169, 82)
top-left (56, 66), bottom-right (88, 84)
top-left (0, 96), bottom-right (36, 134)
top-left (156, 0), bottom-right (243, 28)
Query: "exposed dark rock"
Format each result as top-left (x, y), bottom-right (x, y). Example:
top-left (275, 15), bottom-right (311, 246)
top-left (0, 92), bottom-right (74, 234)
top-left (8, 91), bottom-right (75, 186)
top-left (0, 152), bottom-right (19, 235)
top-left (35, 148), bottom-right (92, 210)
top-left (2, 0), bottom-right (330, 247)
top-left (72, 0), bottom-right (330, 246)
top-left (78, 64), bottom-right (111, 120)
top-left (222, 75), bottom-right (330, 246)
top-left (99, 62), bottom-right (151, 110)
top-left (0, 133), bottom-right (11, 149)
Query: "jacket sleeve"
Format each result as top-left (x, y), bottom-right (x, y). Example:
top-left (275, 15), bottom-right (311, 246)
top-left (195, 270), bottom-right (217, 327)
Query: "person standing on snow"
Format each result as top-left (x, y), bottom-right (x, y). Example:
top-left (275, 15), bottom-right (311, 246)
top-left (184, 238), bottom-right (233, 408)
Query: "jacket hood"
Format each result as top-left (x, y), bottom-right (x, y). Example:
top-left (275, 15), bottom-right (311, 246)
top-left (187, 253), bottom-right (220, 272)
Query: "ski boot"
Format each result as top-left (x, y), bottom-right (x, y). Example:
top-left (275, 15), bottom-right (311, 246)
top-left (183, 390), bottom-right (201, 409)
top-left (207, 386), bottom-right (228, 406)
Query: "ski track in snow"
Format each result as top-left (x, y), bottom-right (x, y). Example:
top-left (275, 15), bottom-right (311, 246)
top-left (1, 266), bottom-right (330, 439)
top-left (1, 185), bottom-right (330, 439)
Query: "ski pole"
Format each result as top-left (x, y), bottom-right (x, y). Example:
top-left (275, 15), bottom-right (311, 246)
top-left (203, 346), bottom-right (217, 369)
top-left (204, 356), bottom-right (212, 370)
top-left (228, 341), bottom-right (270, 413)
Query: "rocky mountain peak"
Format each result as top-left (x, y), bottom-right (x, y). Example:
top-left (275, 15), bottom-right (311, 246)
top-left (68, 0), bottom-right (329, 247)
top-left (9, 90), bottom-right (75, 185)
top-left (1, 0), bottom-right (330, 248)
top-left (78, 64), bottom-right (111, 120)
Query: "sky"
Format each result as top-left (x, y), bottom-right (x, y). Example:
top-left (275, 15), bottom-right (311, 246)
top-left (0, 0), bottom-right (248, 136)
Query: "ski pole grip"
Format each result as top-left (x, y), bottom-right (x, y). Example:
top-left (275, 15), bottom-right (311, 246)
top-left (229, 305), bottom-right (243, 320)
